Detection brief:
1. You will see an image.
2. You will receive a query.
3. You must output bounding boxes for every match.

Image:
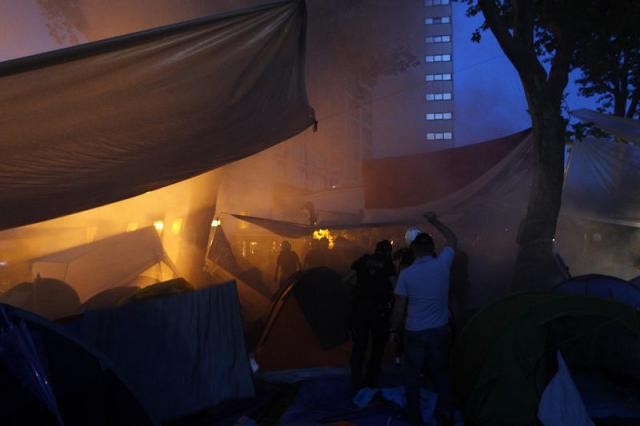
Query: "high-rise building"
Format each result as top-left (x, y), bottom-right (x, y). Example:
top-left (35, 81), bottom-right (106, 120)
top-left (424, 0), bottom-right (454, 148)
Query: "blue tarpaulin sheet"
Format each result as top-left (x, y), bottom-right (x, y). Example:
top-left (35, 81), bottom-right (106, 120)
top-left (66, 282), bottom-right (254, 421)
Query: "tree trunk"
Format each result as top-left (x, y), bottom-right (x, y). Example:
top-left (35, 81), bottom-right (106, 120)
top-left (512, 93), bottom-right (566, 291)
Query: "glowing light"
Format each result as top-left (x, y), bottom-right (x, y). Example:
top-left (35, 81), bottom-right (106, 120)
top-left (0, 260), bottom-right (7, 267)
top-left (153, 220), bottom-right (164, 232)
top-left (313, 229), bottom-right (335, 249)
top-left (211, 217), bottom-right (221, 227)
top-left (126, 222), bottom-right (139, 232)
top-left (172, 219), bottom-right (183, 234)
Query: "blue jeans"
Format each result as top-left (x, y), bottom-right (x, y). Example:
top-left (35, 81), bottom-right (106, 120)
top-left (404, 325), bottom-right (453, 420)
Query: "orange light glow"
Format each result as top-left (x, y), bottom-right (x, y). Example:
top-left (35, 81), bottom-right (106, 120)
top-left (313, 228), bottom-right (335, 249)
top-left (153, 220), bottom-right (164, 233)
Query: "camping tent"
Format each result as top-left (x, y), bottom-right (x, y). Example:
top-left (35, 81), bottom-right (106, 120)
top-left (65, 281), bottom-right (254, 422)
top-left (31, 227), bottom-right (176, 302)
top-left (0, 303), bottom-right (155, 426)
top-left (452, 293), bottom-right (640, 426)
top-left (553, 274), bottom-right (640, 308)
top-left (0, 0), bottom-right (314, 231)
top-left (0, 277), bottom-right (80, 320)
top-left (256, 268), bottom-right (352, 371)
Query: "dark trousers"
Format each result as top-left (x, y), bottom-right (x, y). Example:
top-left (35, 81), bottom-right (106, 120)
top-left (350, 310), bottom-right (389, 389)
top-left (404, 325), bottom-right (453, 421)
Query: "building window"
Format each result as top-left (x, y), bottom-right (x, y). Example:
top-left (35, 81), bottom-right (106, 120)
top-left (426, 112), bottom-right (453, 120)
top-left (425, 0), bottom-right (450, 5)
top-left (426, 132), bottom-right (454, 140)
top-left (425, 16), bottom-right (451, 25)
top-left (426, 92), bottom-right (453, 101)
top-left (425, 35), bottom-right (451, 43)
top-left (425, 54), bottom-right (451, 63)
top-left (425, 73), bottom-right (453, 82)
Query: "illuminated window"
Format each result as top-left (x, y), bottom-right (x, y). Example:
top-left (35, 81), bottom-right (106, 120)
top-left (425, 35), bottom-right (451, 43)
top-left (425, 54), bottom-right (451, 63)
top-left (425, 73), bottom-right (453, 82)
top-left (426, 92), bottom-right (453, 101)
top-left (426, 132), bottom-right (454, 140)
top-left (425, 0), bottom-right (450, 5)
top-left (425, 16), bottom-right (451, 24)
top-left (426, 112), bottom-right (453, 120)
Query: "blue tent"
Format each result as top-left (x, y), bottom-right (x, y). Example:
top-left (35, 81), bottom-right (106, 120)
top-left (553, 274), bottom-right (640, 308)
top-left (0, 304), bottom-right (154, 426)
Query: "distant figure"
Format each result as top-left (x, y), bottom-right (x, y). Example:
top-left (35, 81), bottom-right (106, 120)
top-left (273, 241), bottom-right (301, 291)
top-left (390, 212), bottom-right (457, 426)
top-left (327, 236), bottom-right (354, 276)
top-left (348, 239), bottom-right (396, 390)
top-left (303, 237), bottom-right (330, 269)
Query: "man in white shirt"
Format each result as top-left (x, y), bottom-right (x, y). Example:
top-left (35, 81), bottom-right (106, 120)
top-left (391, 212), bottom-right (456, 426)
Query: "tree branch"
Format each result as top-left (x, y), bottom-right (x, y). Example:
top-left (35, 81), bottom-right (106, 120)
top-left (512, 0), bottom-right (535, 50)
top-left (478, 0), bottom-right (529, 73)
top-left (547, 32), bottom-right (574, 104)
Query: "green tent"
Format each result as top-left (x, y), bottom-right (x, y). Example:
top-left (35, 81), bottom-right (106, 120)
top-left (452, 292), bottom-right (640, 426)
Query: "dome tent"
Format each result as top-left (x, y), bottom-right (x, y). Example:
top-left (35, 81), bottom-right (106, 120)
top-left (0, 303), bottom-right (154, 426)
top-left (553, 274), bottom-right (640, 308)
top-left (452, 293), bottom-right (640, 426)
top-left (1, 277), bottom-right (81, 320)
top-left (256, 267), bottom-right (352, 371)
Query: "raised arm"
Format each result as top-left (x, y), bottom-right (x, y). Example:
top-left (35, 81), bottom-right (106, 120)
top-left (424, 212), bottom-right (457, 249)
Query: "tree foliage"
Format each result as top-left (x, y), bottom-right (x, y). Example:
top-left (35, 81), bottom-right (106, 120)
top-left (459, 0), bottom-right (632, 290)
top-left (573, 0), bottom-right (640, 119)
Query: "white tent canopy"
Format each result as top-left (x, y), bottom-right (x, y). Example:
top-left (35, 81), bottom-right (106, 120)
top-left (31, 227), bottom-right (177, 301)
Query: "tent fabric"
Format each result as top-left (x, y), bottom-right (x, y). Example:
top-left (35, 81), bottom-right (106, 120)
top-left (0, 303), bottom-right (155, 426)
top-left (362, 130), bottom-right (534, 224)
top-left (537, 352), bottom-right (594, 426)
top-left (82, 286), bottom-right (140, 312)
top-left (256, 277), bottom-right (351, 371)
top-left (228, 213), bottom-right (408, 239)
top-left (452, 293), bottom-right (640, 426)
top-left (0, 0), bottom-right (314, 231)
top-left (0, 278), bottom-right (81, 320)
top-left (292, 267), bottom-right (351, 349)
top-left (31, 227), bottom-right (175, 302)
top-left (572, 109), bottom-right (640, 144)
top-left (65, 281), bottom-right (254, 422)
top-left (562, 136), bottom-right (640, 227)
top-left (363, 129), bottom-right (531, 210)
top-left (553, 274), bottom-right (640, 308)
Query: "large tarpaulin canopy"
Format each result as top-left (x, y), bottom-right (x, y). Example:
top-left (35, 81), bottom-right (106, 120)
top-left (562, 137), bottom-right (640, 227)
top-left (228, 213), bottom-right (408, 238)
top-left (572, 109), bottom-right (640, 144)
top-left (363, 130), bottom-right (531, 210)
top-left (0, 0), bottom-right (314, 231)
top-left (362, 129), bottom-right (533, 223)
